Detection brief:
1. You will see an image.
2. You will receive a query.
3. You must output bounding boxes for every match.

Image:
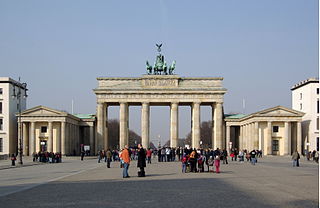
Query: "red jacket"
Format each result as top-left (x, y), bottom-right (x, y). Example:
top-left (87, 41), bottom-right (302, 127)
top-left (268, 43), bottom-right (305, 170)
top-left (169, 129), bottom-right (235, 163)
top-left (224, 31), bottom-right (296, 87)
top-left (121, 149), bottom-right (130, 164)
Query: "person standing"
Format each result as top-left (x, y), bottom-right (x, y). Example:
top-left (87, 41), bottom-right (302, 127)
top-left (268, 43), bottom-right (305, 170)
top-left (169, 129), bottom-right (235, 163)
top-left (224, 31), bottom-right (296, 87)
top-left (80, 150), bottom-right (85, 161)
top-left (250, 150), bottom-right (257, 165)
top-left (214, 155), bottom-right (221, 173)
top-left (146, 148), bottom-right (152, 164)
top-left (189, 150), bottom-right (197, 172)
top-left (106, 149), bottom-right (112, 168)
top-left (181, 153), bottom-right (187, 173)
top-left (11, 154), bottom-right (16, 166)
top-left (292, 150), bottom-right (300, 167)
top-left (222, 149), bottom-right (228, 164)
top-left (137, 144), bottom-right (146, 177)
top-left (121, 145), bottom-right (130, 178)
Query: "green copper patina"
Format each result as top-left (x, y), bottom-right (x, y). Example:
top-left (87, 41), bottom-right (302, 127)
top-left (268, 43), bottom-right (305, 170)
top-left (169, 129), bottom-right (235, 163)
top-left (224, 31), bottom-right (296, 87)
top-left (146, 44), bottom-right (176, 75)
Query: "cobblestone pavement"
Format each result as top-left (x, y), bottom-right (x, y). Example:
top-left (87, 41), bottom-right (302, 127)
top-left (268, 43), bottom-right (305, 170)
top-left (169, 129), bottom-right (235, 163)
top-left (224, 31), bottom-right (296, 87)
top-left (0, 156), bottom-right (318, 208)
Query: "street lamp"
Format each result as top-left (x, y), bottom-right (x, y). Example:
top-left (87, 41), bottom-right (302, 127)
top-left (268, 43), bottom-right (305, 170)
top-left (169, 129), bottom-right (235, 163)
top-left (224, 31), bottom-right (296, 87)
top-left (12, 77), bottom-right (28, 165)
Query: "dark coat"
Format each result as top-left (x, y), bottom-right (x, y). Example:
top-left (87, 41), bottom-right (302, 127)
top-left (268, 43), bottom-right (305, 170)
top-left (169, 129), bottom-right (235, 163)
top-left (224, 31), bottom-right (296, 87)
top-left (137, 148), bottom-right (146, 168)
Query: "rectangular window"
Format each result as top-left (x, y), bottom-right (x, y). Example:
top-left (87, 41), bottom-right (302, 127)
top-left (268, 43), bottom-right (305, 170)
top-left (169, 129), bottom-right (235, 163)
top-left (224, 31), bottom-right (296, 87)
top-left (300, 103), bottom-right (303, 110)
top-left (317, 99), bottom-right (319, 114)
top-left (0, 138), bottom-right (3, 152)
top-left (273, 126), bottom-right (279, 133)
top-left (0, 88), bottom-right (2, 94)
top-left (317, 137), bottom-right (319, 151)
top-left (41, 126), bottom-right (47, 133)
top-left (317, 117), bottom-right (319, 131)
top-left (0, 102), bottom-right (2, 114)
top-left (0, 118), bottom-right (2, 131)
top-left (317, 88), bottom-right (319, 95)
top-left (300, 93), bottom-right (302, 100)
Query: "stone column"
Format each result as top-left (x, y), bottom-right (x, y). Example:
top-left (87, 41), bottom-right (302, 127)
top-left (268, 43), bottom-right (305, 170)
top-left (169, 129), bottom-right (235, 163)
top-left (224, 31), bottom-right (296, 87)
top-left (89, 125), bottom-right (94, 155)
top-left (192, 102), bottom-right (201, 149)
top-left (56, 123), bottom-right (61, 153)
top-left (259, 127), bottom-right (263, 152)
top-left (96, 102), bottom-right (104, 151)
top-left (250, 123), bottom-right (255, 150)
top-left (170, 102), bottom-right (179, 148)
top-left (297, 121), bottom-right (302, 154)
top-left (267, 121), bottom-right (272, 155)
top-left (48, 122), bottom-right (53, 152)
top-left (243, 124), bottom-right (247, 150)
top-left (141, 102), bottom-right (150, 148)
top-left (214, 102), bottom-right (223, 149)
top-left (226, 125), bottom-right (231, 152)
top-left (288, 122), bottom-right (291, 155)
top-left (254, 122), bottom-right (259, 150)
top-left (104, 104), bottom-right (109, 150)
top-left (246, 124), bottom-right (249, 150)
top-left (284, 122), bottom-right (289, 155)
top-left (23, 122), bottom-right (28, 156)
top-left (239, 125), bottom-right (243, 150)
top-left (61, 122), bottom-right (66, 155)
top-left (29, 122), bottom-right (35, 155)
top-left (120, 102), bottom-right (129, 149)
top-left (65, 123), bottom-right (70, 155)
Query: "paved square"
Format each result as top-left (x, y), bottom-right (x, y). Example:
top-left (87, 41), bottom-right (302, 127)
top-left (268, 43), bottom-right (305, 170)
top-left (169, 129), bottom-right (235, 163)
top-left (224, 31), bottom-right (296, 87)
top-left (0, 156), bottom-right (318, 208)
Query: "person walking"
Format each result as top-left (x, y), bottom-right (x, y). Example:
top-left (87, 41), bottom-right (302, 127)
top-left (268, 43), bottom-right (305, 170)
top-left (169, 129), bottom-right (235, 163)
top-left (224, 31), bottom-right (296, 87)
top-left (106, 149), bottom-right (112, 168)
top-left (292, 150), bottom-right (300, 167)
top-left (121, 145), bottom-right (130, 178)
top-left (11, 154), bottom-right (16, 166)
top-left (137, 144), bottom-right (146, 177)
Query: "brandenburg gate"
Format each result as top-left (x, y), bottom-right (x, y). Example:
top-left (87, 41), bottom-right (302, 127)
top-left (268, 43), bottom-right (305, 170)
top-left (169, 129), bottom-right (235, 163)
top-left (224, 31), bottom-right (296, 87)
top-left (93, 45), bottom-right (227, 151)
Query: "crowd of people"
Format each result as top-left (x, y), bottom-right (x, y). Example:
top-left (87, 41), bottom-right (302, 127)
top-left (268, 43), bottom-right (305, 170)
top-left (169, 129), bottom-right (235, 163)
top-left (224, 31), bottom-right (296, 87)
top-left (32, 152), bottom-right (62, 163)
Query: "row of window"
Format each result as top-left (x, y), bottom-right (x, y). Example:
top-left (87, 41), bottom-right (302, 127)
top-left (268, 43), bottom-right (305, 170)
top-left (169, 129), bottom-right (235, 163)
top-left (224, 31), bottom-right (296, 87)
top-left (299, 88), bottom-right (319, 100)
top-left (298, 100), bottom-right (319, 113)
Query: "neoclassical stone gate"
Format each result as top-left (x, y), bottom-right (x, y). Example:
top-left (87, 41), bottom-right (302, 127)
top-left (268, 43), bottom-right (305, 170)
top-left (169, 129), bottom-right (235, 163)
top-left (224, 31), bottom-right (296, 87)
top-left (93, 75), bottom-right (227, 153)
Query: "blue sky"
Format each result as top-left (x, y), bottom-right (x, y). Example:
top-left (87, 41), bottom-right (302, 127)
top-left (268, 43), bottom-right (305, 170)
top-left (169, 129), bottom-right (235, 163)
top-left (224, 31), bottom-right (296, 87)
top-left (0, 0), bottom-right (318, 144)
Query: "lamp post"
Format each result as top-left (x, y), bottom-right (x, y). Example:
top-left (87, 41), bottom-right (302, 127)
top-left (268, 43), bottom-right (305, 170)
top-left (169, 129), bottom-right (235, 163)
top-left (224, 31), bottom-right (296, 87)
top-left (12, 77), bottom-right (28, 165)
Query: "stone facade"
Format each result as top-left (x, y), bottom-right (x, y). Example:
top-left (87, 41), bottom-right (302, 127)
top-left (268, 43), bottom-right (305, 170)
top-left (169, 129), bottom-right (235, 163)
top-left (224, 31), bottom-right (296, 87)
top-left (94, 75), bottom-right (227, 152)
top-left (0, 77), bottom-right (27, 158)
top-left (17, 106), bottom-right (96, 156)
top-left (291, 78), bottom-right (319, 152)
top-left (225, 106), bottom-right (304, 156)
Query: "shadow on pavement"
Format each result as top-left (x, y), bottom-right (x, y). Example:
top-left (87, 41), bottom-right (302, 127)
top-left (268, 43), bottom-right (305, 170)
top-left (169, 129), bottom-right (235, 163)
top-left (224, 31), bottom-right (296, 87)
top-left (1, 177), bottom-right (317, 208)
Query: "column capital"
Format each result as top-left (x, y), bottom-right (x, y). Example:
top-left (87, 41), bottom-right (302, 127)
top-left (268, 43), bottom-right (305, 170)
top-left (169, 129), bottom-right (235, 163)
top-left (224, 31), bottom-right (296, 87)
top-left (142, 102), bottom-right (150, 106)
top-left (192, 102), bottom-right (201, 106)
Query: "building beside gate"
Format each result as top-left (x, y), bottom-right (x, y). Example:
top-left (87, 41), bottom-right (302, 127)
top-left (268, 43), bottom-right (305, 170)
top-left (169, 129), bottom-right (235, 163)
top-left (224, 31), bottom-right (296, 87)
top-left (291, 78), bottom-right (319, 152)
top-left (225, 106), bottom-right (304, 155)
top-left (0, 77), bottom-right (27, 159)
top-left (17, 106), bottom-right (96, 156)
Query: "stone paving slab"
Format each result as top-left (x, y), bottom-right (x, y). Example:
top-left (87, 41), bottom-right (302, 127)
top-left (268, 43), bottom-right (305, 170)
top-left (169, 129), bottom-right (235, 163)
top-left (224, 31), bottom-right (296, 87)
top-left (0, 156), bottom-right (318, 208)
